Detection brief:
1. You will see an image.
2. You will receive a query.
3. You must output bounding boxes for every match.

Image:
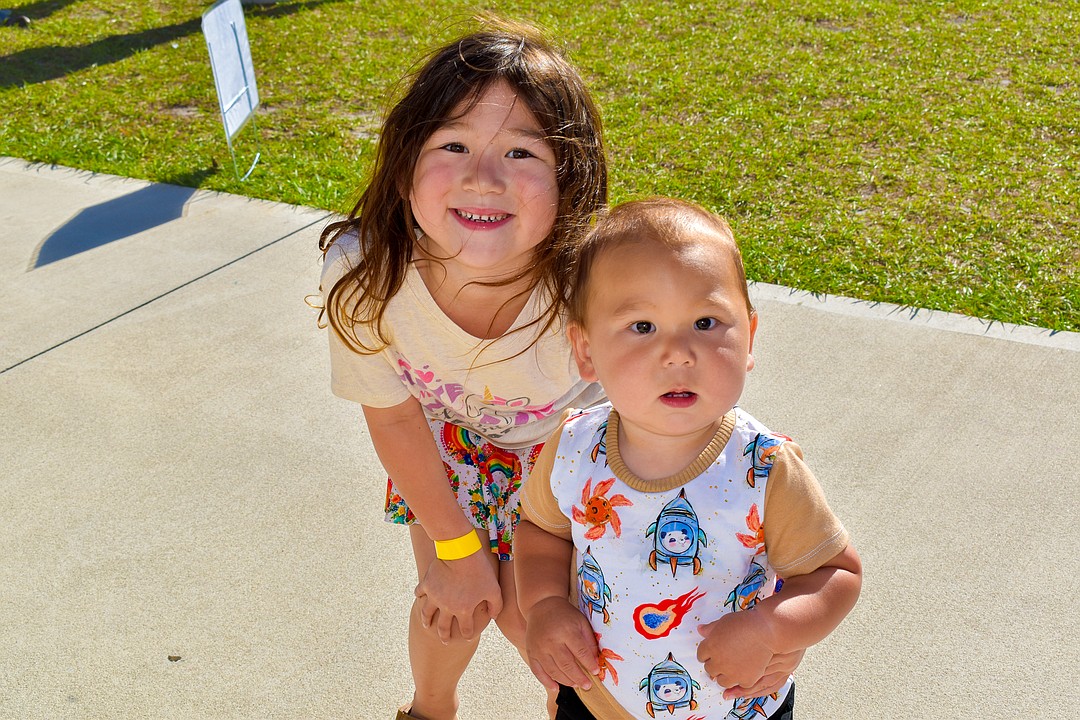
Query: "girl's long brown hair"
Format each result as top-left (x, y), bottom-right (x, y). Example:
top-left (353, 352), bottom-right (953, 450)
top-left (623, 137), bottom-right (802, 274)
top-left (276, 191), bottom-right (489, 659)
top-left (320, 18), bottom-right (607, 355)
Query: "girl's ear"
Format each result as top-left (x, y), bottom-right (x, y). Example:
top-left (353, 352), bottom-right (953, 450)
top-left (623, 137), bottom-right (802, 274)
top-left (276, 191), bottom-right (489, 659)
top-left (567, 322), bottom-right (599, 382)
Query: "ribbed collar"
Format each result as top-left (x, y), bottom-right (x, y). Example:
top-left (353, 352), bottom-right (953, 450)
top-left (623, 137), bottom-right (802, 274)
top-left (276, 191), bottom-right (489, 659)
top-left (604, 408), bottom-right (737, 493)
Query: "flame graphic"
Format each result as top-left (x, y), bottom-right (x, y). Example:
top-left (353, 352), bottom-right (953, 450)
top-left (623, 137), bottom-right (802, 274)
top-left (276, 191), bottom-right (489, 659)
top-left (632, 587), bottom-right (707, 639)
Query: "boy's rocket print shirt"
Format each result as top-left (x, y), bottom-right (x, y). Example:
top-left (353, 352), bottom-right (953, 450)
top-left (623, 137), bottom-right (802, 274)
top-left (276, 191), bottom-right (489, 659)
top-left (522, 403), bottom-right (850, 720)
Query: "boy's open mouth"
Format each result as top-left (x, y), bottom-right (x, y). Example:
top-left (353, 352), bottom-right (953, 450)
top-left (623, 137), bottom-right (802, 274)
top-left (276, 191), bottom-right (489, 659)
top-left (656, 395), bottom-right (699, 405)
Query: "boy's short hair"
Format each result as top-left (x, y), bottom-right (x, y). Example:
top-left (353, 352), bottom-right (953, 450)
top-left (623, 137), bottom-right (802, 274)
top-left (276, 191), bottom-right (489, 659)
top-left (568, 198), bottom-right (754, 325)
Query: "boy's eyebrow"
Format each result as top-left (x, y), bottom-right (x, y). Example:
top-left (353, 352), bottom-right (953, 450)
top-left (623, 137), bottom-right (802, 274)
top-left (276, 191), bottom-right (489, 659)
top-left (607, 299), bottom-right (656, 318)
top-left (607, 295), bottom-right (735, 319)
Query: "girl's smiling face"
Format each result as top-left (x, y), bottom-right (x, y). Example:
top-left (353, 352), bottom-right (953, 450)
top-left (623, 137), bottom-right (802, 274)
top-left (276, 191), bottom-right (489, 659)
top-left (409, 80), bottom-right (559, 281)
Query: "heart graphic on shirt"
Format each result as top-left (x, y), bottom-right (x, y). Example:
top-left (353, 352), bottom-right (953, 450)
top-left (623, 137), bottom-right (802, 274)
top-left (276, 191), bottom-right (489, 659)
top-left (415, 368), bottom-right (435, 384)
top-left (633, 588), bottom-right (706, 639)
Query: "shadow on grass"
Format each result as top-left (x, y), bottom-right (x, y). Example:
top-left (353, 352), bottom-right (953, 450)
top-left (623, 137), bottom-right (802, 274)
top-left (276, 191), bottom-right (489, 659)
top-left (7, 0), bottom-right (82, 21)
top-left (0, 1), bottom-right (344, 89)
top-left (0, 18), bottom-right (203, 88)
top-left (30, 166), bottom-right (217, 268)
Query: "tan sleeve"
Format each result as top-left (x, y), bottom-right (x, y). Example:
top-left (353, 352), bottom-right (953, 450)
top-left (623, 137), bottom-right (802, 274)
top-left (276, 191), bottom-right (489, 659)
top-left (320, 239), bottom-right (412, 408)
top-left (577, 681), bottom-right (637, 720)
top-left (763, 442), bottom-right (850, 578)
top-left (520, 412), bottom-right (574, 541)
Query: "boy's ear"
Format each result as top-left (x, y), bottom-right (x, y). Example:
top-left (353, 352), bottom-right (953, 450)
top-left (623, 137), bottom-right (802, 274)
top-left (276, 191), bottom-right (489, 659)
top-left (746, 311), bottom-right (759, 372)
top-left (567, 322), bottom-right (599, 382)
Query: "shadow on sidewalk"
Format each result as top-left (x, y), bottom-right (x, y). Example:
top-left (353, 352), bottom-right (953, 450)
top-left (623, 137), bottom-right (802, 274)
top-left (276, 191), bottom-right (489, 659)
top-left (29, 168), bottom-right (215, 268)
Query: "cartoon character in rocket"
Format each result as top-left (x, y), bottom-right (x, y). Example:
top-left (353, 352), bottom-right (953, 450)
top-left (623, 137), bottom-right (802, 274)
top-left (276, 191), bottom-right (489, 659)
top-left (727, 691), bottom-right (780, 719)
top-left (725, 560), bottom-right (768, 612)
top-left (742, 432), bottom-right (788, 488)
top-left (577, 546), bottom-right (612, 623)
top-left (639, 653), bottom-right (700, 717)
top-left (647, 489), bottom-right (707, 576)
top-left (590, 420), bottom-right (608, 463)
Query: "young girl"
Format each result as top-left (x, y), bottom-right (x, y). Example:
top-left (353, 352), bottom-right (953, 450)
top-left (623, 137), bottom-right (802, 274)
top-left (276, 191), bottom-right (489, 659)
top-left (318, 20), bottom-right (608, 720)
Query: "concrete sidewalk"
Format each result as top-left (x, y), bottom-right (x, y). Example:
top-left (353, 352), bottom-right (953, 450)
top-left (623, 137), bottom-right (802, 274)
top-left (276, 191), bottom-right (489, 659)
top-left (1, 156), bottom-right (1077, 719)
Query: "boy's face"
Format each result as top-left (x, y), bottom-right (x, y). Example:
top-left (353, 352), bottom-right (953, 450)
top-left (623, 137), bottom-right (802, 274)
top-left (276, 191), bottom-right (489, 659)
top-left (568, 232), bottom-right (757, 450)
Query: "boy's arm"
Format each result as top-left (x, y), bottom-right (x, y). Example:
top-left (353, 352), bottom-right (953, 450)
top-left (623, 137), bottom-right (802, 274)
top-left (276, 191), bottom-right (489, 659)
top-left (698, 439), bottom-right (860, 694)
top-left (697, 543), bottom-right (863, 690)
top-left (516, 519), bottom-right (601, 690)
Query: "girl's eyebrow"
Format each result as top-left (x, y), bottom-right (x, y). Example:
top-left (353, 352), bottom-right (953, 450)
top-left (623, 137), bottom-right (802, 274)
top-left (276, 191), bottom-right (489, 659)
top-left (435, 120), bottom-right (547, 142)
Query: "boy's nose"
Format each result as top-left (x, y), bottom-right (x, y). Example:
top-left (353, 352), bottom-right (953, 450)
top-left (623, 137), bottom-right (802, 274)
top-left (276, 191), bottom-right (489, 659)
top-left (662, 334), bottom-right (695, 366)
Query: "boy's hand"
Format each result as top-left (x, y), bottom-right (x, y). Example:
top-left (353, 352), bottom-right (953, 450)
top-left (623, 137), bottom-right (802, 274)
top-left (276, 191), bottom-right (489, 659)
top-left (415, 549), bottom-right (502, 643)
top-left (696, 609), bottom-right (778, 692)
top-left (524, 597), bottom-right (600, 691)
top-left (716, 648), bottom-right (804, 700)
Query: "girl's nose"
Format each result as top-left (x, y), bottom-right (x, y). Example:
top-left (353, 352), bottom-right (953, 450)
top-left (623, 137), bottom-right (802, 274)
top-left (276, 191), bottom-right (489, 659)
top-left (463, 145), bottom-right (505, 195)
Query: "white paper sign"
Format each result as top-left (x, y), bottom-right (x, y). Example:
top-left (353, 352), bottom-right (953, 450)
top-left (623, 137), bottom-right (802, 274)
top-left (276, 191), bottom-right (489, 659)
top-left (202, 0), bottom-right (259, 140)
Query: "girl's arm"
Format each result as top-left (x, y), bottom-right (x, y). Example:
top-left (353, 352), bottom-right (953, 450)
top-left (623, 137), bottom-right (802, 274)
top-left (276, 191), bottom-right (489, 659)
top-left (363, 398), bottom-right (502, 642)
top-left (696, 544), bottom-right (863, 691)
top-left (515, 519), bottom-right (600, 690)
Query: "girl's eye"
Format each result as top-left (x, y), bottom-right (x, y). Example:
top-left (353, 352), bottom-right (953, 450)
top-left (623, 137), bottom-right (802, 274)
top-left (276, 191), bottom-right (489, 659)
top-left (507, 148), bottom-right (534, 159)
top-left (695, 317), bottom-right (718, 330)
top-left (441, 142), bottom-right (467, 153)
top-left (632, 321), bottom-right (655, 334)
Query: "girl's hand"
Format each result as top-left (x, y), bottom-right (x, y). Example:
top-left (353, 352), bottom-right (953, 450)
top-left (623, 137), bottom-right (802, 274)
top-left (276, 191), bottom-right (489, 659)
top-left (415, 548), bottom-right (502, 643)
top-left (523, 597), bottom-right (600, 691)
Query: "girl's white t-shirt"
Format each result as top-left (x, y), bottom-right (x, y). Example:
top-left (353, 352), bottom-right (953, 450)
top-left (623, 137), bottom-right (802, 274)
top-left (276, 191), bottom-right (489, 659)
top-left (321, 235), bottom-right (604, 449)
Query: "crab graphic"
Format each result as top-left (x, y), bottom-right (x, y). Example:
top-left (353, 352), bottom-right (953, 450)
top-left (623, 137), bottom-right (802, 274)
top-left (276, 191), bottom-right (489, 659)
top-left (594, 633), bottom-right (624, 685)
top-left (735, 503), bottom-right (765, 555)
top-left (573, 478), bottom-right (632, 539)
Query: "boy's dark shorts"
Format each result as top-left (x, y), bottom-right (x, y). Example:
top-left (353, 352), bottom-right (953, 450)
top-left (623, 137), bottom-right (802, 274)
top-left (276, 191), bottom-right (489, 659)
top-left (554, 683), bottom-right (795, 720)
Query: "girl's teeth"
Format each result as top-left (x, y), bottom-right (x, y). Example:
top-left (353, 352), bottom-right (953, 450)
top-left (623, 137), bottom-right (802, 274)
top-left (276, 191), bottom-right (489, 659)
top-left (458, 210), bottom-right (507, 223)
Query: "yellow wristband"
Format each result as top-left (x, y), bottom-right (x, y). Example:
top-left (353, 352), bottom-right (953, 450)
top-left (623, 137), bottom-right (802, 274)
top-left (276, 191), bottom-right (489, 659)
top-left (434, 530), bottom-right (483, 561)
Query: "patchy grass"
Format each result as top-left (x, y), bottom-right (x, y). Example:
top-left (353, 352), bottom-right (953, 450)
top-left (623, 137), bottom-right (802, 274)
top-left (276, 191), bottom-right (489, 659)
top-left (1, 0), bottom-right (1076, 331)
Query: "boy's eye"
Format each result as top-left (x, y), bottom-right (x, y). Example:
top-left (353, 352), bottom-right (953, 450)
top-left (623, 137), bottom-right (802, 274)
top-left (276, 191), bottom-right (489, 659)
top-left (632, 321), bottom-right (655, 334)
top-left (695, 317), bottom-right (718, 330)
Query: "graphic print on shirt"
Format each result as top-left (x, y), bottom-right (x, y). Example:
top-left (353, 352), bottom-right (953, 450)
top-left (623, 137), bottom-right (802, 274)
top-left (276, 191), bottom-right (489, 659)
top-left (735, 503), bottom-right (765, 556)
top-left (638, 653), bottom-right (701, 717)
top-left (632, 587), bottom-right (707, 640)
top-left (725, 560), bottom-right (768, 612)
top-left (595, 632), bottom-right (624, 685)
top-left (590, 421), bottom-right (608, 464)
top-left (395, 355), bottom-right (556, 435)
top-left (742, 432), bottom-right (789, 488)
top-left (578, 546), bottom-right (612, 623)
top-left (727, 691), bottom-right (779, 720)
top-left (572, 478), bottom-right (633, 540)
top-left (646, 489), bottom-right (707, 576)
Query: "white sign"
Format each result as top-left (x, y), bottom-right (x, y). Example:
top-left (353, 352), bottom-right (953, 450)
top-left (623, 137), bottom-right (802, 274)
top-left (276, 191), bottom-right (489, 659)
top-left (202, 0), bottom-right (259, 140)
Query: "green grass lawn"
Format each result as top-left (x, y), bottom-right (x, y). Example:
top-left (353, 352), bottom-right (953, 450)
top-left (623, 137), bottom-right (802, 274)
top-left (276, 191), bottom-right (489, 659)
top-left (2, 0), bottom-right (1077, 332)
